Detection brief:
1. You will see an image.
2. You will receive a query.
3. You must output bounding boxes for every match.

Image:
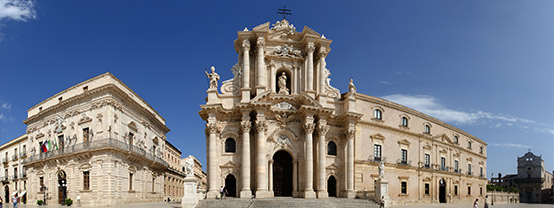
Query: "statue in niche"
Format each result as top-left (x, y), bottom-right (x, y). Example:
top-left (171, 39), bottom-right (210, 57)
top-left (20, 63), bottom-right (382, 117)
top-left (379, 160), bottom-right (385, 179)
top-left (205, 66), bottom-right (220, 89)
top-left (278, 72), bottom-right (289, 94)
top-left (348, 78), bottom-right (357, 96)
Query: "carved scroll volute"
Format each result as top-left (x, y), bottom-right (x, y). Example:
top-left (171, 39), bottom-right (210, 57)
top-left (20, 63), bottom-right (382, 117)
top-left (241, 121), bottom-right (252, 134)
top-left (303, 122), bottom-right (315, 134)
top-left (206, 123), bottom-right (219, 135)
top-left (319, 47), bottom-right (328, 58)
top-left (306, 42), bottom-right (315, 53)
top-left (255, 121), bottom-right (267, 133)
top-left (242, 40), bottom-right (251, 51)
top-left (317, 124), bottom-right (329, 136)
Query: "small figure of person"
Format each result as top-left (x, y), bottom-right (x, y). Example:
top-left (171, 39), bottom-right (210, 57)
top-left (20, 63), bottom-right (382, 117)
top-left (379, 195), bottom-right (385, 208)
top-left (12, 194), bottom-right (17, 208)
top-left (219, 186), bottom-right (224, 200)
top-left (484, 195), bottom-right (489, 208)
top-left (473, 198), bottom-right (479, 208)
top-left (0, 195), bottom-right (3, 208)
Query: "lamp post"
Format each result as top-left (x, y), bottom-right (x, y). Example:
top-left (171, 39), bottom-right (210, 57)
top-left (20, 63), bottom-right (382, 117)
top-left (491, 173), bottom-right (494, 205)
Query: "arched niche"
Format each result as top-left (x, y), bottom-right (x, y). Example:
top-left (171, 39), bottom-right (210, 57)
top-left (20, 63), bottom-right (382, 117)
top-left (275, 68), bottom-right (292, 95)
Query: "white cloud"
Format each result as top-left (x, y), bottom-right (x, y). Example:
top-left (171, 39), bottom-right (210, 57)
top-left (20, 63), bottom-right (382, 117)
top-left (0, 113), bottom-right (3, 120)
top-left (378, 80), bottom-right (392, 85)
top-left (381, 94), bottom-right (552, 134)
top-left (0, 0), bottom-right (36, 21)
top-left (1, 102), bottom-right (10, 109)
top-left (490, 143), bottom-right (531, 149)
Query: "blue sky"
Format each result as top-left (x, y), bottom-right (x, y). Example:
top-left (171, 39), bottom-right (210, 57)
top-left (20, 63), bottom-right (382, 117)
top-left (0, 0), bottom-right (552, 177)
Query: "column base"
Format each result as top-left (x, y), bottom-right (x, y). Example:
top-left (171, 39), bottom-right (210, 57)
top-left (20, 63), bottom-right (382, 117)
top-left (316, 191), bottom-right (328, 198)
top-left (255, 190), bottom-right (271, 198)
top-left (241, 88), bottom-right (251, 103)
top-left (240, 190), bottom-right (252, 198)
top-left (303, 190), bottom-right (316, 199)
top-left (346, 190), bottom-right (356, 199)
top-left (206, 190), bottom-right (219, 199)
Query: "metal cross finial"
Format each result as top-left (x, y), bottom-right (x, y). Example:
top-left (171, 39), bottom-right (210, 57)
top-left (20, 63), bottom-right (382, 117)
top-left (277, 6), bottom-right (292, 20)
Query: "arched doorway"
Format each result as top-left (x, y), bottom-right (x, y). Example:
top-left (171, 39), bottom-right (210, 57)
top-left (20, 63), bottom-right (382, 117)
top-left (439, 178), bottom-right (446, 203)
top-left (327, 176), bottom-right (337, 197)
top-left (224, 174), bottom-right (236, 197)
top-left (58, 170), bottom-right (67, 205)
top-left (4, 185), bottom-right (9, 203)
top-left (272, 150), bottom-right (292, 196)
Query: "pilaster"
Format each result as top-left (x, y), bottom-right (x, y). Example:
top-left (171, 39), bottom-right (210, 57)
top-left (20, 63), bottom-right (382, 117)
top-left (239, 112), bottom-right (252, 198)
top-left (303, 115), bottom-right (316, 198)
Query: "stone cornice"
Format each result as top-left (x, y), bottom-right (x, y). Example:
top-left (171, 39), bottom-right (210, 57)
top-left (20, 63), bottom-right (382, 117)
top-left (358, 120), bottom-right (486, 160)
top-left (0, 134), bottom-right (28, 150)
top-left (355, 93), bottom-right (486, 145)
top-left (24, 84), bottom-right (170, 134)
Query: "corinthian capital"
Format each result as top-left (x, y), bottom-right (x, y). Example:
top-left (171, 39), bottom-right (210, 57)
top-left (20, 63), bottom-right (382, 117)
top-left (242, 40), bottom-right (251, 51)
top-left (303, 122), bottom-right (315, 134)
top-left (306, 42), bottom-right (315, 53)
top-left (317, 124), bottom-right (329, 135)
top-left (206, 123), bottom-right (219, 134)
top-left (344, 129), bottom-right (355, 139)
top-left (255, 121), bottom-right (267, 133)
top-left (241, 121), bottom-right (252, 133)
top-left (257, 38), bottom-right (265, 48)
top-left (319, 47), bottom-right (328, 57)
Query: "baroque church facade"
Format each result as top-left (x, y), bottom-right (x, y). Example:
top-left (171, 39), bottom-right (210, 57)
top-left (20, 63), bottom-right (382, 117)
top-left (200, 19), bottom-right (488, 205)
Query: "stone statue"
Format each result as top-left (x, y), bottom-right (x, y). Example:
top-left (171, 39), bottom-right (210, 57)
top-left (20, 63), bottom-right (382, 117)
top-left (205, 66), bottom-right (220, 89)
top-left (379, 160), bottom-right (385, 179)
top-left (54, 116), bottom-right (65, 134)
top-left (348, 78), bottom-right (356, 95)
top-left (278, 72), bottom-right (289, 94)
top-left (184, 157), bottom-right (194, 176)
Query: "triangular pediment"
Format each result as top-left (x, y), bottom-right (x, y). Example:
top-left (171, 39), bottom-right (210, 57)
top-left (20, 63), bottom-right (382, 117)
top-left (220, 161), bottom-right (237, 168)
top-left (327, 163), bottom-right (340, 170)
top-left (434, 134), bottom-right (454, 144)
top-left (370, 133), bottom-right (386, 141)
top-left (253, 22), bottom-right (270, 31)
top-left (302, 26), bottom-right (320, 37)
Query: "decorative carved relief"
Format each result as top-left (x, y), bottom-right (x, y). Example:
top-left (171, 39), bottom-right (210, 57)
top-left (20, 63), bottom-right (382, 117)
top-left (273, 45), bottom-right (301, 58)
top-left (78, 113), bottom-right (92, 125)
top-left (271, 102), bottom-right (297, 111)
top-left (220, 63), bottom-right (241, 95)
top-left (317, 124), bottom-right (329, 135)
top-left (275, 113), bottom-right (294, 129)
top-left (271, 19), bottom-right (296, 37)
top-left (240, 121), bottom-right (251, 133)
top-left (255, 121), bottom-right (267, 133)
top-left (206, 123), bottom-right (219, 134)
top-left (242, 40), bottom-right (250, 51)
top-left (303, 122), bottom-right (315, 134)
top-left (275, 134), bottom-right (291, 146)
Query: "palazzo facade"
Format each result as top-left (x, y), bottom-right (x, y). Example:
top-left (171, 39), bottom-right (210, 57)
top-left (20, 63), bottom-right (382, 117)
top-left (22, 73), bottom-right (170, 206)
top-left (199, 19), bottom-right (488, 205)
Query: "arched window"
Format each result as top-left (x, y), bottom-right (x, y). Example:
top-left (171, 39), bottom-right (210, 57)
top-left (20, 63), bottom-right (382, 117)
top-left (327, 141), bottom-right (337, 156)
top-left (374, 109), bottom-right (382, 120)
top-left (424, 125), bottom-right (431, 134)
top-left (454, 136), bottom-right (459, 144)
top-left (225, 138), bottom-right (236, 153)
top-left (401, 117), bottom-right (408, 127)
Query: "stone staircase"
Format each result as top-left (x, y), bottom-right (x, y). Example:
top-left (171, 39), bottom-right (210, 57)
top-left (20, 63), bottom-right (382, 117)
top-left (196, 197), bottom-right (378, 208)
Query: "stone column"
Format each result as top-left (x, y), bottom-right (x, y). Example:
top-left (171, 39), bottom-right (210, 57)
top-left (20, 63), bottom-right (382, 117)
top-left (318, 47), bottom-right (328, 96)
top-left (239, 117), bottom-right (252, 198)
top-left (206, 122), bottom-right (219, 199)
top-left (269, 160), bottom-right (274, 192)
top-left (346, 129), bottom-right (356, 198)
top-left (317, 120), bottom-right (329, 198)
top-left (303, 116), bottom-right (316, 198)
top-left (306, 42), bottom-right (315, 94)
top-left (241, 40), bottom-right (251, 103)
top-left (256, 37), bottom-right (266, 95)
top-left (255, 114), bottom-right (269, 198)
top-left (293, 160), bottom-right (298, 197)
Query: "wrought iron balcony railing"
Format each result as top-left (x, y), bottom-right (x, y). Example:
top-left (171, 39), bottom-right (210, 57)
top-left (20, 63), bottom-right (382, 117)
top-left (12, 155), bottom-right (18, 160)
top-left (369, 155), bottom-right (386, 163)
top-left (23, 138), bottom-right (168, 168)
top-left (2, 158), bottom-right (7, 163)
top-left (397, 159), bottom-right (411, 166)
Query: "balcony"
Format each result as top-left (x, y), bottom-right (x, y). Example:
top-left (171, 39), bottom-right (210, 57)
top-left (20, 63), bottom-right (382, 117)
top-left (479, 173), bottom-right (485, 178)
top-left (23, 138), bottom-right (168, 169)
top-left (12, 155), bottom-right (18, 161)
top-left (454, 169), bottom-right (460, 173)
top-left (2, 158), bottom-right (7, 164)
top-left (20, 151), bottom-right (27, 158)
top-left (423, 164), bottom-right (431, 169)
top-left (369, 155), bottom-right (386, 163)
top-left (397, 159), bottom-right (411, 166)
top-left (1, 176), bottom-right (8, 182)
top-left (467, 171), bottom-right (472, 176)
top-left (11, 175), bottom-right (17, 180)
top-left (20, 173), bottom-right (27, 178)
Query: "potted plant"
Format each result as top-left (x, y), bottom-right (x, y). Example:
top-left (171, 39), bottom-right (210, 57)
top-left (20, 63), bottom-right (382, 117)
top-left (65, 198), bottom-right (73, 206)
top-left (37, 200), bottom-right (44, 206)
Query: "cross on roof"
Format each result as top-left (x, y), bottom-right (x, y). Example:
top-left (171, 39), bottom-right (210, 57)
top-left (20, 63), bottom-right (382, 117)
top-left (277, 6), bottom-right (292, 20)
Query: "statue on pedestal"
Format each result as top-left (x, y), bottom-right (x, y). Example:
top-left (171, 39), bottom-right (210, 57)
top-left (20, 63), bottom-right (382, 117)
top-left (205, 66), bottom-right (220, 89)
top-left (379, 160), bottom-right (385, 179)
top-left (348, 78), bottom-right (356, 97)
top-left (278, 72), bottom-right (289, 94)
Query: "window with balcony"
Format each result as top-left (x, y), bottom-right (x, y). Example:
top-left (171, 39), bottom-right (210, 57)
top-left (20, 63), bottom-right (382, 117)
top-left (401, 149), bottom-right (408, 164)
top-left (327, 141), bottom-right (337, 156)
top-left (424, 154), bottom-right (430, 168)
top-left (440, 157), bottom-right (446, 171)
top-left (455, 160), bottom-right (459, 172)
top-left (374, 109), bottom-right (382, 120)
top-left (83, 171), bottom-right (90, 190)
top-left (374, 144), bottom-right (382, 161)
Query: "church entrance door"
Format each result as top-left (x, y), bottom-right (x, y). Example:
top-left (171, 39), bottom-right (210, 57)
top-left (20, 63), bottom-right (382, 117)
top-left (272, 150), bottom-right (292, 196)
top-left (328, 176), bottom-right (337, 197)
top-left (5, 185), bottom-right (9, 203)
top-left (224, 174), bottom-right (236, 197)
top-left (439, 179), bottom-right (446, 203)
top-left (58, 170), bottom-right (67, 205)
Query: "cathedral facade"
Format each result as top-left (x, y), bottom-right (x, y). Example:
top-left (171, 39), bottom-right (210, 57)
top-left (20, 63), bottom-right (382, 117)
top-left (199, 20), bottom-right (488, 205)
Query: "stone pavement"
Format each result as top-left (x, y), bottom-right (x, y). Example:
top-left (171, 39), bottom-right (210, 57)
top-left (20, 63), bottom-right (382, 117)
top-left (394, 203), bottom-right (554, 208)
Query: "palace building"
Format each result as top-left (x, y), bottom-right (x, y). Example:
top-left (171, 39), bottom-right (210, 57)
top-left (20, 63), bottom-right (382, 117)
top-left (199, 19), bottom-right (488, 205)
top-left (21, 73), bottom-right (171, 206)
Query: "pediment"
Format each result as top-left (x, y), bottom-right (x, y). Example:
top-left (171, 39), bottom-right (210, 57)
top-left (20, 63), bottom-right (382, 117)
top-left (434, 134), bottom-right (454, 144)
top-left (220, 161), bottom-right (238, 168)
top-left (301, 26), bottom-right (320, 37)
top-left (370, 133), bottom-right (386, 141)
top-left (326, 163), bottom-right (340, 170)
top-left (397, 139), bottom-right (411, 146)
top-left (423, 143), bottom-right (432, 150)
top-left (253, 22), bottom-right (270, 31)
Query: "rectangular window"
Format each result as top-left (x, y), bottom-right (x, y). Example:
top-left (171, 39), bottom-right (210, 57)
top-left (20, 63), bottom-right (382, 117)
top-left (425, 183), bottom-right (429, 195)
top-left (374, 144), bottom-right (382, 161)
top-left (440, 157), bottom-right (446, 170)
top-left (424, 154), bottom-right (430, 167)
top-left (129, 173), bottom-right (133, 190)
top-left (152, 178), bottom-right (155, 192)
top-left (14, 168), bottom-right (17, 179)
top-left (58, 135), bottom-right (64, 149)
top-left (455, 160), bottom-right (459, 172)
top-left (401, 149), bottom-right (408, 162)
top-left (454, 185), bottom-right (458, 195)
top-left (480, 146), bottom-right (483, 154)
top-left (14, 148), bottom-right (17, 158)
top-left (468, 186), bottom-right (471, 195)
top-left (468, 164), bottom-right (472, 175)
top-left (374, 110), bottom-right (382, 120)
top-left (468, 141), bottom-right (472, 149)
top-left (401, 117), bottom-right (408, 127)
top-left (83, 128), bottom-right (90, 143)
top-left (480, 187), bottom-right (483, 196)
top-left (40, 176), bottom-right (44, 191)
top-left (83, 171), bottom-right (90, 190)
top-left (480, 167), bottom-right (483, 177)
top-left (401, 181), bottom-right (407, 194)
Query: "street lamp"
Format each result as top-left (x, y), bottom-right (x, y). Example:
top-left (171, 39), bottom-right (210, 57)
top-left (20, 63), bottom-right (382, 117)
top-left (491, 173), bottom-right (494, 205)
